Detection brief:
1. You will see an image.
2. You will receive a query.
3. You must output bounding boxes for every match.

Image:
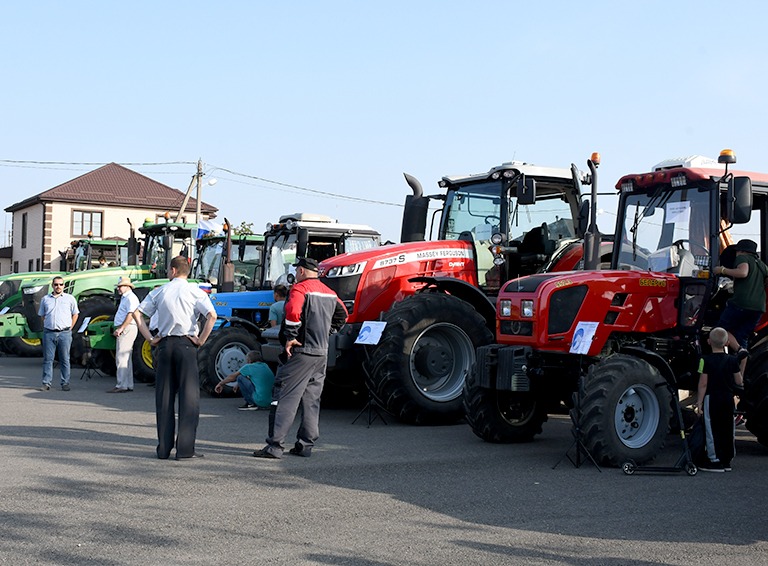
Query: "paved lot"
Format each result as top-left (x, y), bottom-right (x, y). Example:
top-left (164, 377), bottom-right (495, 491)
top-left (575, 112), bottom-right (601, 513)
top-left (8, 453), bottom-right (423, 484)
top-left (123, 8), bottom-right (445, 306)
top-left (1, 355), bottom-right (767, 566)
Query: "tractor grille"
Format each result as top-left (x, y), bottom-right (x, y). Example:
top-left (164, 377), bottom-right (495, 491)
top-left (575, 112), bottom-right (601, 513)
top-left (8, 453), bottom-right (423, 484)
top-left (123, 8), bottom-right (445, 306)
top-left (499, 320), bottom-right (533, 336)
top-left (548, 285), bottom-right (588, 335)
top-left (475, 345), bottom-right (531, 391)
top-left (322, 274), bottom-right (362, 313)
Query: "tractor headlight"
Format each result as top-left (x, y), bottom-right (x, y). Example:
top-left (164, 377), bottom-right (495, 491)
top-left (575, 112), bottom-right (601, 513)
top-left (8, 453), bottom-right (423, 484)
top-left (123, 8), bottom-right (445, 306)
top-left (325, 261), bottom-right (367, 278)
top-left (24, 285), bottom-right (45, 295)
top-left (521, 300), bottom-right (534, 318)
top-left (500, 300), bottom-right (511, 317)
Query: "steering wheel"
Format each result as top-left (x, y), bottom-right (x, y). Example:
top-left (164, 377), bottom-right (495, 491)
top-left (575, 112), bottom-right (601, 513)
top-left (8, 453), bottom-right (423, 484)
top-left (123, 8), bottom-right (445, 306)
top-left (484, 215), bottom-right (501, 225)
top-left (673, 239), bottom-right (709, 256)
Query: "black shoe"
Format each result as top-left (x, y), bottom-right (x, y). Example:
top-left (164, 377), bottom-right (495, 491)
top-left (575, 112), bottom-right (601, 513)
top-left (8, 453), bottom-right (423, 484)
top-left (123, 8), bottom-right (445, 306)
top-left (288, 444), bottom-right (312, 457)
top-left (175, 453), bottom-right (204, 460)
top-left (252, 448), bottom-right (280, 459)
top-left (698, 461), bottom-right (725, 473)
top-left (61, 384), bottom-right (71, 391)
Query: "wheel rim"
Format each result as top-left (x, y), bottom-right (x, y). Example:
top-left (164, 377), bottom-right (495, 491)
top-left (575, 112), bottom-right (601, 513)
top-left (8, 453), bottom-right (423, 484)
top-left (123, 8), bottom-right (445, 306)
top-left (214, 342), bottom-right (251, 381)
top-left (497, 392), bottom-right (537, 427)
top-left (614, 384), bottom-right (661, 449)
top-left (20, 337), bottom-right (41, 347)
top-left (408, 322), bottom-right (474, 402)
top-left (141, 340), bottom-right (154, 370)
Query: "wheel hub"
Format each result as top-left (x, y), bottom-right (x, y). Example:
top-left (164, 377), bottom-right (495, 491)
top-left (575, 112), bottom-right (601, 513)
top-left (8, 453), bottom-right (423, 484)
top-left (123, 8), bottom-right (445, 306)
top-left (413, 345), bottom-right (452, 380)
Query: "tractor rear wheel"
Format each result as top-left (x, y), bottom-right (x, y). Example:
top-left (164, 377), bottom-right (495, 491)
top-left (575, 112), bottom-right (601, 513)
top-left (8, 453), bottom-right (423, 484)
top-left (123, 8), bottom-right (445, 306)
top-left (198, 327), bottom-right (261, 396)
top-left (366, 293), bottom-right (494, 425)
top-left (463, 364), bottom-right (547, 442)
top-left (132, 333), bottom-right (156, 383)
top-left (743, 346), bottom-right (768, 446)
top-left (578, 354), bottom-right (672, 466)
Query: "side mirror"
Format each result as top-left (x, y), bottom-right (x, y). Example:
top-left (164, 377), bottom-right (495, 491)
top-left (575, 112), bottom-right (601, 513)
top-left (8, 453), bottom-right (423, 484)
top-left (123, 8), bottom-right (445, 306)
top-left (238, 240), bottom-right (246, 262)
top-left (577, 200), bottom-right (589, 237)
top-left (517, 176), bottom-right (536, 205)
top-left (297, 228), bottom-right (309, 258)
top-left (162, 235), bottom-right (174, 251)
top-left (728, 176), bottom-right (752, 224)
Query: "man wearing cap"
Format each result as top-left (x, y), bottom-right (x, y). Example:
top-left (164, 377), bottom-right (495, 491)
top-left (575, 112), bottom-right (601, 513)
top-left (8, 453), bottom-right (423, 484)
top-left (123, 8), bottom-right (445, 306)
top-left (253, 257), bottom-right (347, 459)
top-left (715, 239), bottom-right (768, 371)
top-left (109, 276), bottom-right (140, 393)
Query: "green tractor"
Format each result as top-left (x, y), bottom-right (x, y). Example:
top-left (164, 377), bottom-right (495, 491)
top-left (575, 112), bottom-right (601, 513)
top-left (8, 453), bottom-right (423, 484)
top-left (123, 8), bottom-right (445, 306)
top-left (0, 218), bottom-right (198, 365)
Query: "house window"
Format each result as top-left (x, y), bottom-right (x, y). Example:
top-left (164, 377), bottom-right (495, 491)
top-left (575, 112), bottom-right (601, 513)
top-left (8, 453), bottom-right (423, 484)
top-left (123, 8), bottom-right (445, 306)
top-left (72, 210), bottom-right (103, 238)
top-left (28, 259), bottom-right (33, 272)
top-left (36, 258), bottom-right (41, 271)
top-left (21, 212), bottom-right (28, 249)
top-left (13, 261), bottom-right (18, 273)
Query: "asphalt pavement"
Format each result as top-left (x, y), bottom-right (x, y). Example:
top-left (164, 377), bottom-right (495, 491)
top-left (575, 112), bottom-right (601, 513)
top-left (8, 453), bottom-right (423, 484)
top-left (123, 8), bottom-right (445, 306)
top-left (1, 355), bottom-right (767, 566)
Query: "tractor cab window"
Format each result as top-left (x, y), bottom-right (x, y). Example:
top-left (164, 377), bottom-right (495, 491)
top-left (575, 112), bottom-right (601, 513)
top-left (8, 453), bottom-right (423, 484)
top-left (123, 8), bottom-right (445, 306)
top-left (442, 182), bottom-right (502, 240)
top-left (618, 186), bottom-right (711, 275)
top-left (195, 240), bottom-right (224, 284)
top-left (343, 235), bottom-right (379, 253)
top-left (264, 233), bottom-right (297, 288)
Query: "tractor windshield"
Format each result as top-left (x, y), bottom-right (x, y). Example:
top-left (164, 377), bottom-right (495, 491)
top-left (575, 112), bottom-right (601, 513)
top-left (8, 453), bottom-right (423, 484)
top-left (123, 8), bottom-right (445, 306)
top-left (442, 181), bottom-right (576, 243)
top-left (195, 240), bottom-right (224, 284)
top-left (263, 233), bottom-right (298, 288)
top-left (616, 186), bottom-right (711, 274)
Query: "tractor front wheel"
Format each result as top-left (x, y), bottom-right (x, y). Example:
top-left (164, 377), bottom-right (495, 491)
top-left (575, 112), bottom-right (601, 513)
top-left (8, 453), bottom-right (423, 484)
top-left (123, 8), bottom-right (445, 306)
top-left (463, 364), bottom-right (547, 443)
top-left (198, 327), bottom-right (261, 396)
top-left (578, 354), bottom-right (672, 466)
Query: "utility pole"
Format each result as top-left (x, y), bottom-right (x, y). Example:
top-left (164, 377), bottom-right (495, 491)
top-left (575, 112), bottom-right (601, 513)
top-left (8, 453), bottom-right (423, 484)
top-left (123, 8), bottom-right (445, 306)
top-left (195, 158), bottom-right (203, 226)
top-left (174, 158), bottom-right (204, 223)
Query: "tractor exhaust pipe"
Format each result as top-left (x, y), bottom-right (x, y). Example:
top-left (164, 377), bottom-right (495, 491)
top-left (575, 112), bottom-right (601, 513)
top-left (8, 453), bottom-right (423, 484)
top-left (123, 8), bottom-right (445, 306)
top-left (400, 173), bottom-right (429, 243)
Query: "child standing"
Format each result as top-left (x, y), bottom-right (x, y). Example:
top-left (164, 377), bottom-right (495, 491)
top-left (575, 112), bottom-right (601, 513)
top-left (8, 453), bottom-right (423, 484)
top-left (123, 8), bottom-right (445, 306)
top-left (696, 327), bottom-right (743, 472)
top-left (215, 349), bottom-right (275, 410)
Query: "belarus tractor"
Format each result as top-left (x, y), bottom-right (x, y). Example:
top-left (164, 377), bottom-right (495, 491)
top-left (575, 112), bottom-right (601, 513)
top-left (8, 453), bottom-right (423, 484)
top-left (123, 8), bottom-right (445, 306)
top-left (464, 149), bottom-right (768, 466)
top-left (320, 157), bottom-right (610, 425)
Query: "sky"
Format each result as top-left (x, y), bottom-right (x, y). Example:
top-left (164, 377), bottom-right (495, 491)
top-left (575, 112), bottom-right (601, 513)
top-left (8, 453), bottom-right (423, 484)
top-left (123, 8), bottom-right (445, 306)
top-left (3, 1), bottom-right (768, 245)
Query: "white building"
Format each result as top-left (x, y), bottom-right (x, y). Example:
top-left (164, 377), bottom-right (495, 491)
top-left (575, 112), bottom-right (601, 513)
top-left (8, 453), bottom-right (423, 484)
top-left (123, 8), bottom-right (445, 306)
top-left (3, 163), bottom-right (217, 274)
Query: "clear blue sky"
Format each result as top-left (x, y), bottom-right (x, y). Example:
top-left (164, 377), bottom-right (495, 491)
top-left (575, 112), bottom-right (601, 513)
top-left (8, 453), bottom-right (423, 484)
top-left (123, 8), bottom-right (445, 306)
top-left (3, 1), bottom-right (768, 244)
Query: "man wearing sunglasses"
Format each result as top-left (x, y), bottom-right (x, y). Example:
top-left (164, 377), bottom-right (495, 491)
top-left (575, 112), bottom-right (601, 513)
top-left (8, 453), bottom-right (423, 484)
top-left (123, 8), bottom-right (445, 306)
top-left (38, 276), bottom-right (80, 391)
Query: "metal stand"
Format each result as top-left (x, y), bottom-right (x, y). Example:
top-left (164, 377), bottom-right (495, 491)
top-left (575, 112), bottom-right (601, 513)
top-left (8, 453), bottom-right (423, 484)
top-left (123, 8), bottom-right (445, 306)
top-left (553, 378), bottom-right (601, 471)
top-left (80, 349), bottom-right (103, 380)
top-left (351, 344), bottom-right (388, 427)
top-left (351, 390), bottom-right (388, 427)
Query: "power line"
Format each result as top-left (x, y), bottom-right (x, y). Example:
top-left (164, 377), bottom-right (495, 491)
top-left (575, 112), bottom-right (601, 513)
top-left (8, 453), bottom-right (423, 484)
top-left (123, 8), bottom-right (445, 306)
top-left (0, 158), bottom-right (403, 208)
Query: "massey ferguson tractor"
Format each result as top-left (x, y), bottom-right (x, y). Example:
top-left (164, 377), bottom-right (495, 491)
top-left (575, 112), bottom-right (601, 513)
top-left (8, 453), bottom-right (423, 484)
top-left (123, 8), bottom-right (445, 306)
top-left (320, 157), bottom-right (609, 425)
top-left (464, 149), bottom-right (768, 466)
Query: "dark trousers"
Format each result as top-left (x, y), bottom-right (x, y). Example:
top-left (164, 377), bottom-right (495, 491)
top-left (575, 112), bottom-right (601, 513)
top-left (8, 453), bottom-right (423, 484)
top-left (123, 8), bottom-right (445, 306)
top-left (155, 336), bottom-right (200, 459)
top-left (701, 394), bottom-right (736, 467)
top-left (266, 352), bottom-right (326, 456)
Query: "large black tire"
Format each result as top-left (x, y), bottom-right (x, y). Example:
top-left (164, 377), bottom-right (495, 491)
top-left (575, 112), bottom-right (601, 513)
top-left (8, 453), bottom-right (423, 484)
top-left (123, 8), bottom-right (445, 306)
top-left (197, 327), bottom-right (262, 395)
top-left (463, 363), bottom-right (548, 443)
top-left (578, 354), bottom-right (673, 466)
top-left (366, 293), bottom-right (494, 425)
top-left (71, 296), bottom-right (117, 366)
top-left (132, 333), bottom-right (156, 383)
top-left (743, 345), bottom-right (768, 446)
top-left (5, 305), bottom-right (43, 357)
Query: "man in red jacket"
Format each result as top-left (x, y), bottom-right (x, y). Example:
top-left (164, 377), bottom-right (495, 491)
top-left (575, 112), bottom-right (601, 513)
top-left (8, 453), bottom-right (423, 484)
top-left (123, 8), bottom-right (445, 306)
top-left (253, 257), bottom-right (348, 459)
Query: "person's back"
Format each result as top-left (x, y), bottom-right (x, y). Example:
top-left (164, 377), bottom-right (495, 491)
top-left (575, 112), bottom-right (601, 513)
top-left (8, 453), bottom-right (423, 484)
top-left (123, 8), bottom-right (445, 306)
top-left (238, 360), bottom-right (275, 408)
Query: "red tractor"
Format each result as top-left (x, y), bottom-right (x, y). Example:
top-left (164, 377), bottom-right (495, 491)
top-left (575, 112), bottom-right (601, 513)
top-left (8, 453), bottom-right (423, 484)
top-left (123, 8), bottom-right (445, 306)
top-left (320, 157), bottom-right (610, 424)
top-left (464, 149), bottom-right (768, 465)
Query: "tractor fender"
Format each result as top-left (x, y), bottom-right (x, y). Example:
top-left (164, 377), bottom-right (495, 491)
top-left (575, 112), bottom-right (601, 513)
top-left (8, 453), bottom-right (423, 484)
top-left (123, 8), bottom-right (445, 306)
top-left (214, 315), bottom-right (265, 343)
top-left (618, 345), bottom-right (676, 387)
top-left (408, 276), bottom-right (496, 329)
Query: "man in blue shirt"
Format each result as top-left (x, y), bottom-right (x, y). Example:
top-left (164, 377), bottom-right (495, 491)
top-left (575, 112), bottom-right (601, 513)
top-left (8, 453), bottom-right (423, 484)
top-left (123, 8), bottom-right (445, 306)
top-left (38, 276), bottom-right (79, 391)
top-left (214, 349), bottom-right (275, 409)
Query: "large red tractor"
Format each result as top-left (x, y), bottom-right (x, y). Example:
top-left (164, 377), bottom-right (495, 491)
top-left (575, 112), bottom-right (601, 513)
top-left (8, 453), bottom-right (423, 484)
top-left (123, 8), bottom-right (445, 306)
top-left (464, 150), bottom-right (768, 465)
top-left (320, 157), bottom-right (610, 424)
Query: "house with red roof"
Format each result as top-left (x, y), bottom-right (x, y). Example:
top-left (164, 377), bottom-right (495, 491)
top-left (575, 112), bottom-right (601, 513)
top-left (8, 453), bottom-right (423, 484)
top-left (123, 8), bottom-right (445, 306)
top-left (3, 163), bottom-right (217, 273)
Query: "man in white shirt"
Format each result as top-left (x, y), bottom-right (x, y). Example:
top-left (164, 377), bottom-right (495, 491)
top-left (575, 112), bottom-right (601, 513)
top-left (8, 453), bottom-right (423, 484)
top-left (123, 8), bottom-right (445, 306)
top-left (134, 256), bottom-right (217, 460)
top-left (109, 276), bottom-right (140, 393)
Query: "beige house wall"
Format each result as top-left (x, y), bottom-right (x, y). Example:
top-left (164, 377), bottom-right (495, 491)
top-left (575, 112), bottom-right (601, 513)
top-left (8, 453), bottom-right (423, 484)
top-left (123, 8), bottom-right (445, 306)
top-left (11, 204), bottom-right (46, 272)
